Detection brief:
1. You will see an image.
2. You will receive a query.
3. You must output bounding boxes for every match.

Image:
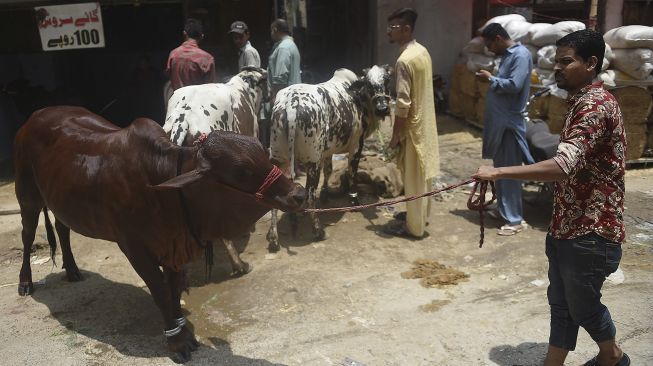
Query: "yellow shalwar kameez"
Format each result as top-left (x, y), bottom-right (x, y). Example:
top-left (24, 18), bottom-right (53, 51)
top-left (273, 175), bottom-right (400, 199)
top-left (394, 40), bottom-right (440, 236)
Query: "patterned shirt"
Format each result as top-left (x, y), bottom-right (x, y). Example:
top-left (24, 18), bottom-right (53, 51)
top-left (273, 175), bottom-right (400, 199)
top-left (551, 82), bottom-right (626, 243)
top-left (166, 39), bottom-right (216, 90)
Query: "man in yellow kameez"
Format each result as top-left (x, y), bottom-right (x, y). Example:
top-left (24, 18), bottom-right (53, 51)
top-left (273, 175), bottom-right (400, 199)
top-left (384, 8), bottom-right (440, 238)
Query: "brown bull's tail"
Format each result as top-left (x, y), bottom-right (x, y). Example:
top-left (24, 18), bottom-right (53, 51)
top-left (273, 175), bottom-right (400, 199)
top-left (42, 207), bottom-right (57, 266)
top-left (205, 241), bottom-right (213, 282)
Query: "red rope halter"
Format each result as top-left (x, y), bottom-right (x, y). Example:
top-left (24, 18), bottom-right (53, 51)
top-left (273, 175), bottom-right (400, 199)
top-left (255, 165), bottom-right (284, 201)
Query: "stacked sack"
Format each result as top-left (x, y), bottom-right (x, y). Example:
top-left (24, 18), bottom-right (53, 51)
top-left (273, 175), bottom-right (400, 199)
top-left (603, 25), bottom-right (653, 160)
top-left (604, 25), bottom-right (653, 82)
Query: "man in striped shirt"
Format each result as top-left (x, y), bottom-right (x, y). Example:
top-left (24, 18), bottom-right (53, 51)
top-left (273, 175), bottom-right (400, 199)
top-left (166, 18), bottom-right (217, 91)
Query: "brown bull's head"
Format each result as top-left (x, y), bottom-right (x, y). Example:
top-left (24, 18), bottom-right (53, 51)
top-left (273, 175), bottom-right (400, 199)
top-left (153, 131), bottom-right (305, 239)
top-left (350, 64), bottom-right (393, 118)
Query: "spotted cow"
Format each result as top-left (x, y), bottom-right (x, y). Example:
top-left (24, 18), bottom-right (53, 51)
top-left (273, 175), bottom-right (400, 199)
top-left (163, 66), bottom-right (268, 276)
top-left (267, 66), bottom-right (392, 250)
top-left (163, 66), bottom-right (268, 145)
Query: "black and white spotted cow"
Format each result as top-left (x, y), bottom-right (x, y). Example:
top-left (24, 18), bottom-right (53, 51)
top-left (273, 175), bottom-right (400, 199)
top-left (163, 66), bottom-right (268, 276)
top-left (266, 65), bottom-right (392, 250)
top-left (164, 66), bottom-right (268, 146)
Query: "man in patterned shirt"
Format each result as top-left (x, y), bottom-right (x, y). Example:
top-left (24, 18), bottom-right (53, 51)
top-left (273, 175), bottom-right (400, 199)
top-left (473, 30), bottom-right (629, 366)
top-left (166, 18), bottom-right (217, 91)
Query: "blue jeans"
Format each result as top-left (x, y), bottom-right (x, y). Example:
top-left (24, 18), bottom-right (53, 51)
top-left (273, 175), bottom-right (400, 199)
top-left (546, 233), bottom-right (622, 350)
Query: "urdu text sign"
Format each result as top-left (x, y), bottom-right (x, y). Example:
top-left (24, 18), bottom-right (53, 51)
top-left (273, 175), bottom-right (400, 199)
top-left (36, 2), bottom-right (105, 51)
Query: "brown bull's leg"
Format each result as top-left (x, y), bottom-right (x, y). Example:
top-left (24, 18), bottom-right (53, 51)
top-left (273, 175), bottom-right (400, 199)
top-left (163, 266), bottom-right (197, 354)
top-left (17, 206), bottom-right (40, 296)
top-left (320, 158), bottom-right (333, 202)
top-left (306, 163), bottom-right (326, 240)
top-left (119, 242), bottom-right (198, 363)
top-left (218, 238), bottom-right (252, 276)
top-left (266, 209), bottom-right (280, 252)
top-left (55, 219), bottom-right (82, 282)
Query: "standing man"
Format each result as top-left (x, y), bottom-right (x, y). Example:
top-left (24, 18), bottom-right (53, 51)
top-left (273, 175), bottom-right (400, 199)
top-left (264, 18), bottom-right (300, 148)
top-left (229, 21), bottom-right (261, 69)
top-left (383, 8), bottom-right (439, 238)
top-left (166, 18), bottom-right (217, 91)
top-left (267, 18), bottom-right (301, 102)
top-left (475, 23), bottom-right (534, 236)
top-left (473, 30), bottom-right (629, 366)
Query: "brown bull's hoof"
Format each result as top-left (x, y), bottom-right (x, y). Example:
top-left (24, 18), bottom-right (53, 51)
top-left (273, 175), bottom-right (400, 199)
top-left (167, 327), bottom-right (199, 363)
top-left (18, 282), bottom-right (34, 296)
top-left (231, 262), bottom-right (253, 277)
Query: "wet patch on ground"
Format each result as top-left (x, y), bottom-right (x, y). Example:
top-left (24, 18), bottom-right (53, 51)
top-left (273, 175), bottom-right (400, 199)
top-left (401, 259), bottom-right (469, 288)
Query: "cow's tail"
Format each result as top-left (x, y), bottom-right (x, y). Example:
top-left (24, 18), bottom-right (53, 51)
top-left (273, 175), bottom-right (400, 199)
top-left (287, 107), bottom-right (297, 180)
top-left (42, 207), bottom-right (57, 266)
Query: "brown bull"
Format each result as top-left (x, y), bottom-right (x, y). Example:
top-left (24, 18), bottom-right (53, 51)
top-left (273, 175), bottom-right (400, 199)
top-left (13, 106), bottom-right (305, 362)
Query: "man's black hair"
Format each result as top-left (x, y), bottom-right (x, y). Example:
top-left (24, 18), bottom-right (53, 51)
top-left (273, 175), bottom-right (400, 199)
top-left (271, 19), bottom-right (290, 34)
top-left (387, 8), bottom-right (418, 31)
top-left (184, 18), bottom-right (203, 40)
top-left (556, 29), bottom-right (605, 76)
top-left (481, 23), bottom-right (510, 40)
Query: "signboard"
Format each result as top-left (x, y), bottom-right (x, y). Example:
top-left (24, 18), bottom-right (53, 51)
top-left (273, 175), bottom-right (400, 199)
top-left (35, 2), bottom-right (105, 51)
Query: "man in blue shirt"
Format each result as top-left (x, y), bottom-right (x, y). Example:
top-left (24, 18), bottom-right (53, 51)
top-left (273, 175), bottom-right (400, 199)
top-left (475, 23), bottom-right (534, 236)
top-left (268, 18), bottom-right (301, 102)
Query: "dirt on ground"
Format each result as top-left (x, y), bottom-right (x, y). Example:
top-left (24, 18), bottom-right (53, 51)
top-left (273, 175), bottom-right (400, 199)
top-left (0, 115), bottom-right (651, 366)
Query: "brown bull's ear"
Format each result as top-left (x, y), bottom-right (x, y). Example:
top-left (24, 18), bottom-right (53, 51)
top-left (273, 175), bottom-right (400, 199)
top-left (151, 169), bottom-right (205, 190)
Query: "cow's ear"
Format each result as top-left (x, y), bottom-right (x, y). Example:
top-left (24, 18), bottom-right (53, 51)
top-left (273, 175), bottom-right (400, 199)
top-left (349, 79), bottom-right (367, 97)
top-left (382, 64), bottom-right (394, 78)
top-left (151, 169), bottom-right (206, 190)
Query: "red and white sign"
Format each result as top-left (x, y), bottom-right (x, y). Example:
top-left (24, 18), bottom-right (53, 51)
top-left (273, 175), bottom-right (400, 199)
top-left (35, 2), bottom-right (105, 51)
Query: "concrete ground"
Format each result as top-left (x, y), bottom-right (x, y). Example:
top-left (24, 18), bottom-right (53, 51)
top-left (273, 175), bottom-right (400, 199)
top-left (0, 115), bottom-right (651, 365)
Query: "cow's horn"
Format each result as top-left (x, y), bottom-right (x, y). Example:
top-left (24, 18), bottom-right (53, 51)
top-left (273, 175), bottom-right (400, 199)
top-left (151, 169), bottom-right (204, 190)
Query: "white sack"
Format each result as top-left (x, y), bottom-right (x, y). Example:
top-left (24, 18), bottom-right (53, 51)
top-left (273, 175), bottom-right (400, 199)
top-left (528, 23), bottom-right (550, 41)
top-left (479, 14), bottom-right (527, 32)
top-left (604, 25), bottom-right (653, 49)
top-left (466, 53), bottom-right (496, 73)
top-left (532, 21), bottom-right (586, 47)
top-left (611, 48), bottom-right (653, 80)
top-left (534, 67), bottom-right (555, 84)
top-left (524, 43), bottom-right (539, 63)
top-left (596, 70), bottom-right (616, 87)
top-left (463, 37), bottom-right (495, 57)
top-left (537, 45), bottom-right (557, 70)
top-left (505, 20), bottom-right (532, 43)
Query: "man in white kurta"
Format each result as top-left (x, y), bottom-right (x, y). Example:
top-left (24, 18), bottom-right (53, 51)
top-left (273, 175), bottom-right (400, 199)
top-left (385, 8), bottom-right (440, 238)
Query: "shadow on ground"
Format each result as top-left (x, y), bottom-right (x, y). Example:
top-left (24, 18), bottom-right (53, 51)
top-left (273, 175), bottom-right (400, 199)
top-left (31, 271), bottom-right (286, 365)
top-left (488, 342), bottom-right (548, 366)
top-left (449, 189), bottom-right (553, 233)
top-left (271, 193), bottom-right (380, 250)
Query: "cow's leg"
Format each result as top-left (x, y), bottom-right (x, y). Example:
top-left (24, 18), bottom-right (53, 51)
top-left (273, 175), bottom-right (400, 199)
top-left (347, 144), bottom-right (365, 206)
top-left (119, 242), bottom-right (198, 362)
top-left (266, 209), bottom-right (280, 252)
top-left (218, 238), bottom-right (252, 276)
top-left (17, 206), bottom-right (40, 296)
top-left (320, 158), bottom-right (333, 202)
top-left (306, 162), bottom-right (326, 240)
top-left (56, 219), bottom-right (82, 282)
